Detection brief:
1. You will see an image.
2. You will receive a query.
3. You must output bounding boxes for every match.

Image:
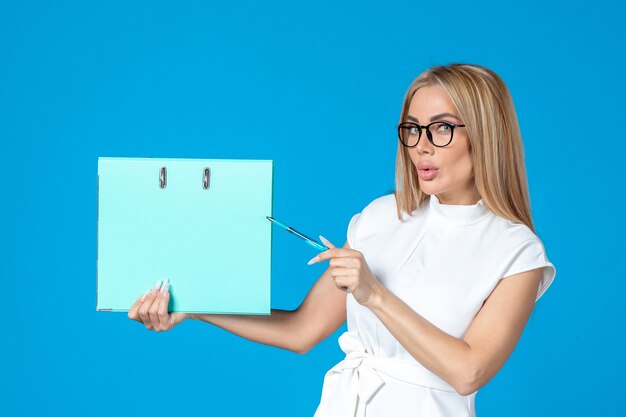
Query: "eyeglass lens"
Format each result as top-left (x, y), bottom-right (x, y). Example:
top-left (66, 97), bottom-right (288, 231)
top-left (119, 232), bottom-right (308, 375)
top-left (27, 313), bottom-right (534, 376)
top-left (398, 123), bottom-right (455, 147)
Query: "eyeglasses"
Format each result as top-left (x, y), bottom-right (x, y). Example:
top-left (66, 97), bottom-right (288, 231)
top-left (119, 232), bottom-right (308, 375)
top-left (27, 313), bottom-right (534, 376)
top-left (397, 121), bottom-right (466, 148)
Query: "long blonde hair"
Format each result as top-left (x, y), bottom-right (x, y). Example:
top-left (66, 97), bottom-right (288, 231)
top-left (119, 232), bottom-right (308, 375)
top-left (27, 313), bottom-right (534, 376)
top-left (394, 63), bottom-right (536, 233)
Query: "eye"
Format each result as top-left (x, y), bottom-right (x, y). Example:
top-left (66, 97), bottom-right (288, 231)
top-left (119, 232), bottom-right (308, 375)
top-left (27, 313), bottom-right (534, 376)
top-left (435, 123), bottom-right (452, 133)
top-left (409, 126), bottom-right (420, 135)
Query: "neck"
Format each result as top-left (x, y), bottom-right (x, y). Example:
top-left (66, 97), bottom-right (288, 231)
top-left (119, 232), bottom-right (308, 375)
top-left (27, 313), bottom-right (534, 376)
top-left (435, 186), bottom-right (481, 205)
top-left (428, 192), bottom-right (490, 226)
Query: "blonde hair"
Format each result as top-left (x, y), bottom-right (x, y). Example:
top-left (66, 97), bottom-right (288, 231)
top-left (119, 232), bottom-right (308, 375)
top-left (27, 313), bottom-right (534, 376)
top-left (393, 63), bottom-right (536, 233)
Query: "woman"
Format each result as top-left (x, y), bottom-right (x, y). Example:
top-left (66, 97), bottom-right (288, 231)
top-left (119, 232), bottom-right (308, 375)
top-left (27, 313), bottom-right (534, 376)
top-left (128, 63), bottom-right (556, 417)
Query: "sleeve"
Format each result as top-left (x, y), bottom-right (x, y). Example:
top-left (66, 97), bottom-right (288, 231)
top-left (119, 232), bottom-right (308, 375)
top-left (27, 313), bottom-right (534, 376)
top-left (346, 212), bottom-right (362, 249)
top-left (500, 237), bottom-right (556, 302)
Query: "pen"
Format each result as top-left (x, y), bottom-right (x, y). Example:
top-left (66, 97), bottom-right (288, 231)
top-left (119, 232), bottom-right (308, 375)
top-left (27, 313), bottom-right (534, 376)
top-left (266, 216), bottom-right (329, 251)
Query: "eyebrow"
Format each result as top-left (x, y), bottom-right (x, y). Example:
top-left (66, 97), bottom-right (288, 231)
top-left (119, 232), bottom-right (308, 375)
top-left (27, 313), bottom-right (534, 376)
top-left (406, 113), bottom-right (462, 123)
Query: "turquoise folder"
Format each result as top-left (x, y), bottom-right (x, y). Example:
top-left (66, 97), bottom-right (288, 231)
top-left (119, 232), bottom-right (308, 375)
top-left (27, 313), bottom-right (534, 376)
top-left (96, 157), bottom-right (273, 314)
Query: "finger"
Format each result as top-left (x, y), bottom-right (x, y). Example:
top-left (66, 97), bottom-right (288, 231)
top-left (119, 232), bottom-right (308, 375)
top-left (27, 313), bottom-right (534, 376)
top-left (319, 235), bottom-right (335, 249)
top-left (330, 268), bottom-right (352, 279)
top-left (148, 288), bottom-right (165, 331)
top-left (139, 280), bottom-right (163, 329)
top-left (329, 257), bottom-right (357, 268)
top-left (157, 281), bottom-right (171, 330)
top-left (128, 289), bottom-right (151, 322)
top-left (170, 312), bottom-right (187, 328)
top-left (333, 277), bottom-right (351, 293)
top-left (308, 248), bottom-right (351, 265)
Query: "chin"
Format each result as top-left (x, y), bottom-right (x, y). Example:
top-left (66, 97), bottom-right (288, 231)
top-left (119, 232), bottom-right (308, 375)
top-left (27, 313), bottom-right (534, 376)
top-left (417, 181), bottom-right (438, 195)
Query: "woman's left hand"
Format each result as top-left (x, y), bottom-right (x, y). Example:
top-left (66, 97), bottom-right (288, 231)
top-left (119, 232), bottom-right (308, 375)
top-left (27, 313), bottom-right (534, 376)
top-left (307, 236), bottom-right (384, 308)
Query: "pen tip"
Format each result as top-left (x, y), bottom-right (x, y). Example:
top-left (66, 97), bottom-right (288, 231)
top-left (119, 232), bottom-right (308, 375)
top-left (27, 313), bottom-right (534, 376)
top-left (267, 216), bottom-right (273, 221)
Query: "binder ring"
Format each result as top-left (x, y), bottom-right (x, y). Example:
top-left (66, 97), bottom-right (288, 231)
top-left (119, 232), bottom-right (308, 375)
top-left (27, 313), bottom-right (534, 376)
top-left (160, 167), bottom-right (167, 189)
top-left (203, 167), bottom-right (211, 190)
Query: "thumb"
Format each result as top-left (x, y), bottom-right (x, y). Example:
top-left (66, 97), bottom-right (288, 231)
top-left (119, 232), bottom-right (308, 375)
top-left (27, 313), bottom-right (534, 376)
top-left (170, 312), bottom-right (188, 326)
top-left (319, 235), bottom-right (335, 249)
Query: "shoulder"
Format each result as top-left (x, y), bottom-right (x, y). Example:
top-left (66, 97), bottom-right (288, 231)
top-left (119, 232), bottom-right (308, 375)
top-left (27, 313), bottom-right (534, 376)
top-left (487, 217), bottom-right (556, 299)
top-left (487, 216), bottom-right (552, 273)
top-left (346, 192), bottom-right (399, 248)
top-left (354, 192), bottom-right (404, 229)
top-left (493, 217), bottom-right (543, 247)
top-left (360, 192), bottom-right (398, 217)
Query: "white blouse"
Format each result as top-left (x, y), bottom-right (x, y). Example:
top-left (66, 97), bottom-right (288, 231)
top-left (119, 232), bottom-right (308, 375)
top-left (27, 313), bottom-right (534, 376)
top-left (313, 193), bottom-right (556, 417)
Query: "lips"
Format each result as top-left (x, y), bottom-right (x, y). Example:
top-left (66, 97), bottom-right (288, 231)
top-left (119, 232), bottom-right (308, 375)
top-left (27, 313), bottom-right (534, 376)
top-left (417, 161), bottom-right (439, 181)
top-left (417, 161), bottom-right (438, 171)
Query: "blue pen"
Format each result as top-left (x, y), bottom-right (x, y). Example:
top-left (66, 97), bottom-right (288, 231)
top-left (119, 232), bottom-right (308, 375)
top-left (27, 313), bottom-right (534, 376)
top-left (266, 216), bottom-right (329, 251)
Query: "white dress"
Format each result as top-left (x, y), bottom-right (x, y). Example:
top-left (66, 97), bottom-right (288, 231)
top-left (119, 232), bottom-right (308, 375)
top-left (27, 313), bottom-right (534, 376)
top-left (313, 193), bottom-right (556, 417)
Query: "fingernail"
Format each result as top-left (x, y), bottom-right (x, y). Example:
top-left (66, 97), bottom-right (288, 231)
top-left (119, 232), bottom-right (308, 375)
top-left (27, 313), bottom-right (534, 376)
top-left (153, 280), bottom-right (162, 293)
top-left (140, 290), bottom-right (151, 302)
top-left (161, 279), bottom-right (169, 295)
top-left (307, 255), bottom-right (319, 265)
top-left (319, 235), bottom-right (330, 246)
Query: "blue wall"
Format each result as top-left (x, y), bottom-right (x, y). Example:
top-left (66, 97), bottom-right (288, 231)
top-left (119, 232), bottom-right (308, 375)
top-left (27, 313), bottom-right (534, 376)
top-left (2, 1), bottom-right (624, 416)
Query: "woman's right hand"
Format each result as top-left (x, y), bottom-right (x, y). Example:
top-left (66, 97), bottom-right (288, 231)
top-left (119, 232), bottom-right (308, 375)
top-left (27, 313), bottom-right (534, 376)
top-left (128, 280), bottom-right (189, 332)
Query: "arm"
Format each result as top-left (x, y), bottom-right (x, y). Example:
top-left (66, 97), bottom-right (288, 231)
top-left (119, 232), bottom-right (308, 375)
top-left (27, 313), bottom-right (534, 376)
top-left (129, 243), bottom-right (348, 353)
top-left (189, 241), bottom-right (349, 354)
top-left (190, 309), bottom-right (303, 353)
top-left (368, 268), bottom-right (542, 395)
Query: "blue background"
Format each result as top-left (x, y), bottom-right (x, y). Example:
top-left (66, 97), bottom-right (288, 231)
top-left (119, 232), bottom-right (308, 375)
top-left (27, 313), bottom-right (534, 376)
top-left (2, 1), bottom-right (624, 416)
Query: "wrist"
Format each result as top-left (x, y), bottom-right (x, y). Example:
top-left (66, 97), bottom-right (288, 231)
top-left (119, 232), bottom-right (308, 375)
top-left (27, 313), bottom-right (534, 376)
top-left (366, 282), bottom-right (387, 311)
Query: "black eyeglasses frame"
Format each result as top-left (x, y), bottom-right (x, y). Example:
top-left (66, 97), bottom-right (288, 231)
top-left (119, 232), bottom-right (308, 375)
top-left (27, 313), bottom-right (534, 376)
top-left (397, 121), bottom-right (466, 148)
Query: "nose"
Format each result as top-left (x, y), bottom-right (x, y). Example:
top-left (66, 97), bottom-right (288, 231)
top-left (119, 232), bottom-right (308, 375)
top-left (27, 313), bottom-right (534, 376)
top-left (415, 129), bottom-right (434, 155)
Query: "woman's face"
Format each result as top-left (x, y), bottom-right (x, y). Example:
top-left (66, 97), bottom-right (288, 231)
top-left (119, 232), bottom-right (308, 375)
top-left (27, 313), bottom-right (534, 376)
top-left (405, 85), bottom-right (480, 205)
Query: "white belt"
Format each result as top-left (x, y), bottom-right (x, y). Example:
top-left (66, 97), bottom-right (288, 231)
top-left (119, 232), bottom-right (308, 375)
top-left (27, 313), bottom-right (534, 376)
top-left (316, 330), bottom-right (457, 417)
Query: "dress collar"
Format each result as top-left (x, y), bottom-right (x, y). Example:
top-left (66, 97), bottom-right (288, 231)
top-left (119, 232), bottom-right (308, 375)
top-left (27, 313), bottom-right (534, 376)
top-left (428, 193), bottom-right (491, 226)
